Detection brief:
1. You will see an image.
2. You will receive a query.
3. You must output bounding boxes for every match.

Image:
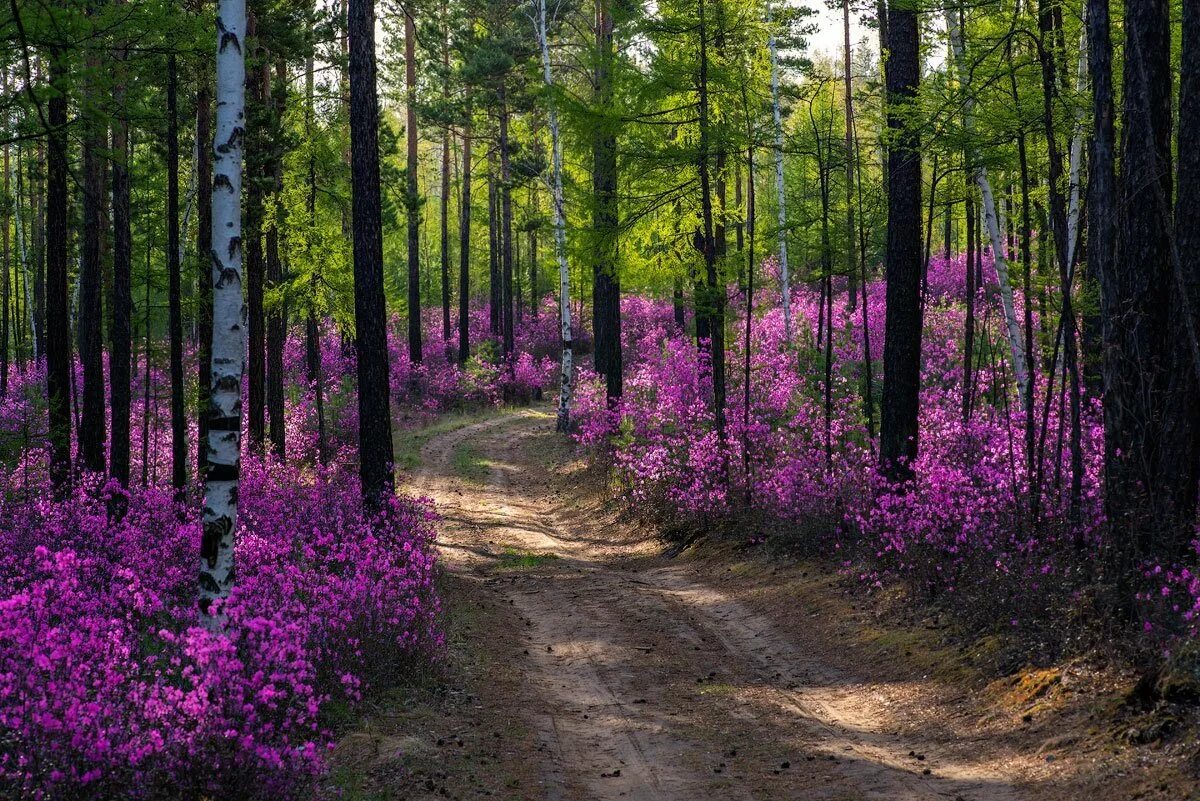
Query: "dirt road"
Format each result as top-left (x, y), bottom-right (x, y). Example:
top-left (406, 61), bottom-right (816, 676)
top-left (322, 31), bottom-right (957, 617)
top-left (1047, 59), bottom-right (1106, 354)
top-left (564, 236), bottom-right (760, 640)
top-left (403, 408), bottom-right (1046, 801)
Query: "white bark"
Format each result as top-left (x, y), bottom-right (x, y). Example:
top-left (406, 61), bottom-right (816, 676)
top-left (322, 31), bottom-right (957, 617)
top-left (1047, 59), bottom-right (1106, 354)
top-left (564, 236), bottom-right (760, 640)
top-left (533, 0), bottom-right (573, 431)
top-left (767, 0), bottom-right (791, 343)
top-left (200, 0), bottom-right (247, 625)
top-left (946, 8), bottom-right (1030, 411)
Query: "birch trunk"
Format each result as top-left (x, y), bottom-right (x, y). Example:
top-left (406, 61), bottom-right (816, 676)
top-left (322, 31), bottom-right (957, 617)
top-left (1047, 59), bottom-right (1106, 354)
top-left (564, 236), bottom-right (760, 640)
top-left (945, 8), bottom-right (1031, 412)
top-left (200, 0), bottom-right (247, 622)
top-left (533, 0), bottom-right (573, 431)
top-left (766, 0), bottom-right (791, 343)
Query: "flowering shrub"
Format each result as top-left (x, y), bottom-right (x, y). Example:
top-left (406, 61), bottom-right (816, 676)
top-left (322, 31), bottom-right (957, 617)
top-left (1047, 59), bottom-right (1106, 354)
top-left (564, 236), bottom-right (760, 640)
top-left (0, 295), bottom-right (578, 797)
top-left (0, 456), bottom-right (441, 800)
top-left (574, 253), bottom-right (1198, 641)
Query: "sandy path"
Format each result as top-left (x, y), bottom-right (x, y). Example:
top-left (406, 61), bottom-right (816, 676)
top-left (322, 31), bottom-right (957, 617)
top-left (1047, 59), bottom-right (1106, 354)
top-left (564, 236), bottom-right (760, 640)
top-left (408, 408), bottom-right (1032, 801)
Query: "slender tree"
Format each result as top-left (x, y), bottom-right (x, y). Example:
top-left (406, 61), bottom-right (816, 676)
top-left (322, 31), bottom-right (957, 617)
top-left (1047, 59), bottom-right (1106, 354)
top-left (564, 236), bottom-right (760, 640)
top-left (350, 0), bottom-right (397, 506)
top-left (458, 119), bottom-right (472, 363)
top-left (200, 0), bottom-right (248, 620)
top-left (265, 60), bottom-right (287, 458)
top-left (533, 0), bottom-right (573, 431)
top-left (592, 0), bottom-right (621, 400)
top-left (196, 65), bottom-right (213, 479)
top-left (696, 0), bottom-right (726, 443)
top-left (111, 23), bottom-right (133, 490)
top-left (440, 17), bottom-right (452, 348)
top-left (499, 86), bottom-right (515, 356)
top-left (79, 36), bottom-right (106, 477)
top-left (879, 0), bottom-right (922, 480)
top-left (167, 53), bottom-right (187, 491)
top-left (765, 1), bottom-right (790, 343)
top-left (245, 14), bottom-right (266, 448)
top-left (406, 6), bottom-right (423, 363)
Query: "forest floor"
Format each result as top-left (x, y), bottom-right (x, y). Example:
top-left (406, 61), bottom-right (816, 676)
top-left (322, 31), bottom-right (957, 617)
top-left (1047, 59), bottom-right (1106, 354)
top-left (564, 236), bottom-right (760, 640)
top-left (330, 406), bottom-right (1200, 801)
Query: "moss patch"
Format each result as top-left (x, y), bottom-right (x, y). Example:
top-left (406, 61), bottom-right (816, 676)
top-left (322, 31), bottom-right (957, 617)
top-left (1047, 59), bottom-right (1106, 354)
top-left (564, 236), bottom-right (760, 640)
top-left (494, 548), bottom-right (560, 571)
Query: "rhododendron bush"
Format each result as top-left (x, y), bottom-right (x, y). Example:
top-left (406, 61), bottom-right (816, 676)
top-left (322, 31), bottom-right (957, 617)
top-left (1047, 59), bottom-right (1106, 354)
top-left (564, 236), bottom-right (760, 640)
top-left (0, 456), bottom-right (441, 799)
top-left (0, 309), bottom-right (568, 798)
top-left (574, 254), bottom-right (1199, 639)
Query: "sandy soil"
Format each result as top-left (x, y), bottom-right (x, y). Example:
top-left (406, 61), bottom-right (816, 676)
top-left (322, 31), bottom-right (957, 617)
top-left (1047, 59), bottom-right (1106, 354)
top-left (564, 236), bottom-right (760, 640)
top-left (332, 406), bottom-right (1199, 801)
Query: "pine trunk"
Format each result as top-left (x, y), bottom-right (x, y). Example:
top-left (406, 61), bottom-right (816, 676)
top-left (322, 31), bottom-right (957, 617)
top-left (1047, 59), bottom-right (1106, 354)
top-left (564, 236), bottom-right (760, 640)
top-left (79, 47), bottom-right (106, 477)
top-left (196, 76), bottom-right (213, 478)
top-left (766, 0), bottom-right (791, 342)
top-left (266, 60), bottom-right (287, 458)
top-left (499, 91), bottom-right (515, 357)
top-left (592, 0), bottom-right (622, 399)
top-left (459, 122), bottom-right (472, 363)
top-left (1103, 0), bottom-right (1177, 566)
top-left (879, 0), bottom-right (922, 480)
top-left (350, 0), bottom-right (397, 507)
top-left (167, 53), bottom-right (187, 490)
top-left (111, 41), bottom-right (133, 488)
top-left (406, 9), bottom-right (422, 363)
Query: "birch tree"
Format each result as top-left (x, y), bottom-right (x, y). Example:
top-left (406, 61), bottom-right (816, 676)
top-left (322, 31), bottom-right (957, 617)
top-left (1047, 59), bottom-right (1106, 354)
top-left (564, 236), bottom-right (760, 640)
top-left (200, 0), bottom-right (248, 620)
top-left (945, 6), bottom-right (1031, 414)
top-left (532, 0), bottom-right (573, 432)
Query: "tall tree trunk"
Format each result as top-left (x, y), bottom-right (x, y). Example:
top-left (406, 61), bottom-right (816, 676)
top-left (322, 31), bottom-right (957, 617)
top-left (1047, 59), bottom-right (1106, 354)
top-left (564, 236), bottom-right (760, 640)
top-left (697, 0), bottom-right (726, 442)
top-left (1035, 0), bottom-right (1084, 528)
top-left (1084, 0), bottom-right (1113, 395)
top-left (946, 5), bottom-right (1032, 415)
top-left (441, 13), bottom-right (452, 348)
top-left (742, 142), bottom-right (755, 502)
top-left (246, 15), bottom-right (266, 448)
top-left (304, 31), bottom-right (327, 465)
top-left (853, 124), bottom-right (875, 442)
top-left (111, 37), bottom-right (133, 489)
top-left (196, 72), bottom-right (213, 478)
top-left (1163, 0), bottom-right (1200, 557)
top-left (266, 60), bottom-right (287, 458)
top-left (1, 129), bottom-right (9, 398)
top-left (79, 42), bottom-right (106, 477)
top-left (879, 0), bottom-right (922, 480)
top-left (499, 89), bottom-right (515, 357)
top-left (167, 53), bottom-right (187, 490)
top-left (46, 62), bottom-right (69, 491)
top-left (405, 8), bottom-right (422, 363)
top-left (14, 142), bottom-right (33, 365)
top-left (530, 185), bottom-right (539, 317)
top-left (459, 121), bottom-right (472, 363)
top-left (33, 140), bottom-right (44, 363)
top-left (1013, 102), bottom-right (1036, 496)
top-left (1103, 0), bottom-right (1177, 567)
top-left (766, 0), bottom-right (791, 343)
top-left (350, 0), bottom-right (397, 507)
top-left (842, 0), bottom-right (857, 311)
top-left (488, 154), bottom-right (500, 335)
top-left (441, 127), bottom-right (452, 349)
top-left (963, 186), bottom-right (976, 423)
top-left (534, 0), bottom-right (574, 431)
top-left (200, 0), bottom-right (247, 620)
top-left (592, 0), bottom-right (621, 399)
